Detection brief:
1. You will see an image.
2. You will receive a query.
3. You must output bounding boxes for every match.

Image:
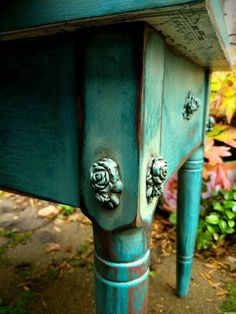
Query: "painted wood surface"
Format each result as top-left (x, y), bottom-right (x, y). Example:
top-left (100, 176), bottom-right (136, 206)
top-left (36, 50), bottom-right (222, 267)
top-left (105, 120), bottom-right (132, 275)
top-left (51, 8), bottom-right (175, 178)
top-left (94, 225), bottom-right (149, 314)
top-left (79, 24), bottom-right (165, 313)
top-left (146, 0), bottom-right (232, 69)
top-left (0, 21), bottom-right (213, 312)
top-left (0, 35), bottom-right (80, 206)
top-left (176, 146), bottom-right (204, 297)
top-left (160, 47), bottom-right (207, 178)
top-left (80, 24), bottom-right (142, 230)
top-left (0, 1), bottom-right (201, 33)
top-left (0, 1), bottom-right (232, 70)
top-left (138, 27), bottom-right (165, 225)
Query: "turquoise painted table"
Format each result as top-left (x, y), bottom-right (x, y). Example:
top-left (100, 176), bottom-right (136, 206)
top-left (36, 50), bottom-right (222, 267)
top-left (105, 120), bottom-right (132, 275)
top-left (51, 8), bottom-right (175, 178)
top-left (0, 1), bottom-right (233, 313)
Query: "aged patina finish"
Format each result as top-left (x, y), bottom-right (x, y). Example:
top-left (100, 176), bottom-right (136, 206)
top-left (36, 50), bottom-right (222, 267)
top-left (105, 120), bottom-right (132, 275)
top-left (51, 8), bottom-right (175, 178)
top-left (182, 92), bottom-right (201, 121)
top-left (0, 1), bottom-right (233, 313)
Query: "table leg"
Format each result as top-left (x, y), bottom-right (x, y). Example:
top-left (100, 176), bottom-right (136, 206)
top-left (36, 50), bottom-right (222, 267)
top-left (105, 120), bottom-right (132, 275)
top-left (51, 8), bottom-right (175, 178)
top-left (79, 24), bottom-right (166, 312)
top-left (176, 146), bottom-right (204, 297)
top-left (93, 225), bottom-right (150, 314)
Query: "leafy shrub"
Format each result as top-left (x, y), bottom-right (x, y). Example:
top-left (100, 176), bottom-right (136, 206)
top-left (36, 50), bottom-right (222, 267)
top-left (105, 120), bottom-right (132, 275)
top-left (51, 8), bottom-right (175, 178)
top-left (196, 183), bottom-right (236, 250)
top-left (169, 183), bottom-right (236, 250)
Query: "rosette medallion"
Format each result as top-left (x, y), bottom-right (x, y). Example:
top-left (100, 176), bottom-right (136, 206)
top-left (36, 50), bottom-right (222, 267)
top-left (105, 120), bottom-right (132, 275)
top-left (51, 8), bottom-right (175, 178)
top-left (146, 156), bottom-right (168, 203)
top-left (182, 92), bottom-right (200, 120)
top-left (89, 158), bottom-right (123, 209)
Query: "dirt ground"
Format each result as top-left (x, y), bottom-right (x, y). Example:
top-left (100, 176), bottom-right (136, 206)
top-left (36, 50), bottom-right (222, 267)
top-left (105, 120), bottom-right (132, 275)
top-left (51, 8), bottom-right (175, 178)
top-left (0, 193), bottom-right (234, 314)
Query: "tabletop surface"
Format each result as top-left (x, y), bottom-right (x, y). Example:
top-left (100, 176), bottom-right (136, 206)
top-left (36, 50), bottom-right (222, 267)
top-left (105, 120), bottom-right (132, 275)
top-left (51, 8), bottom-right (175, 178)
top-left (0, 0), bottom-right (233, 69)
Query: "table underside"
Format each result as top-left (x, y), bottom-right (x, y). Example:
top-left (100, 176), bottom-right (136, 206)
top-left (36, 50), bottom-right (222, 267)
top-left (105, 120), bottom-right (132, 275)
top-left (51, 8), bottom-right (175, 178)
top-left (0, 24), bottom-right (207, 226)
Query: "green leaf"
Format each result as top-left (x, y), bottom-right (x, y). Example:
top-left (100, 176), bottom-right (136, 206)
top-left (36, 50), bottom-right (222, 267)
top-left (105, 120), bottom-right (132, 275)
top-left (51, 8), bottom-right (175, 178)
top-left (206, 224), bottom-right (217, 234)
top-left (206, 213), bottom-right (220, 225)
top-left (219, 220), bottom-right (228, 233)
top-left (223, 191), bottom-right (234, 200)
top-left (169, 212), bottom-right (177, 225)
top-left (213, 202), bottom-right (224, 212)
top-left (213, 233), bottom-right (219, 241)
top-left (228, 220), bottom-right (235, 228)
top-left (223, 200), bottom-right (236, 209)
top-left (226, 227), bottom-right (235, 234)
top-left (233, 183), bottom-right (236, 191)
top-left (196, 231), bottom-right (213, 250)
top-left (225, 210), bottom-right (235, 220)
top-left (232, 205), bottom-right (236, 213)
top-left (149, 271), bottom-right (155, 278)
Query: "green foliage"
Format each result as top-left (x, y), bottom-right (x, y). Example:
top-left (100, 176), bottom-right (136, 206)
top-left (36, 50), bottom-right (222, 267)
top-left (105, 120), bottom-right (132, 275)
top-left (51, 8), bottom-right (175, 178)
top-left (220, 282), bottom-right (236, 313)
top-left (0, 292), bottom-right (33, 314)
top-left (149, 271), bottom-right (156, 278)
top-left (0, 229), bottom-right (31, 247)
top-left (58, 204), bottom-right (75, 216)
top-left (168, 183), bottom-right (236, 250)
top-left (169, 212), bottom-right (177, 225)
top-left (197, 183), bottom-right (236, 250)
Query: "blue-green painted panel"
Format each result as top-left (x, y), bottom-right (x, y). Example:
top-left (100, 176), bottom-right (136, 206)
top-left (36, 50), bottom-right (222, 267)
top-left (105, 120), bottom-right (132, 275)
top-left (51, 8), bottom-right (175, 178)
top-left (0, 35), bottom-right (79, 205)
top-left (138, 27), bottom-right (165, 224)
top-left (80, 25), bottom-right (142, 230)
top-left (177, 146), bottom-right (204, 297)
top-left (80, 24), bottom-right (167, 229)
top-left (161, 47), bottom-right (207, 178)
top-left (0, 0), bottom-right (200, 33)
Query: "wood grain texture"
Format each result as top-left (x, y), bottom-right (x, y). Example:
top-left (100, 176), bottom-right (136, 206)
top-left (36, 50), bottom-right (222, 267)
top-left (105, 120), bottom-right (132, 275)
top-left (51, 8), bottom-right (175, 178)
top-left (160, 46), bottom-right (207, 178)
top-left (0, 0), bottom-right (200, 33)
top-left (206, 0), bottom-right (233, 67)
top-left (80, 24), bottom-right (142, 230)
top-left (0, 1), bottom-right (231, 70)
top-left (138, 26), bottom-right (165, 225)
top-left (146, 1), bottom-right (232, 70)
top-left (0, 35), bottom-right (80, 206)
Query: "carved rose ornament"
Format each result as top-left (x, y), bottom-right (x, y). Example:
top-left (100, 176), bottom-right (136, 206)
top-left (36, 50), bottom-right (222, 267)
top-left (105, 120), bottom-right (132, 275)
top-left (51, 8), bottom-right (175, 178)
top-left (90, 158), bottom-right (123, 209)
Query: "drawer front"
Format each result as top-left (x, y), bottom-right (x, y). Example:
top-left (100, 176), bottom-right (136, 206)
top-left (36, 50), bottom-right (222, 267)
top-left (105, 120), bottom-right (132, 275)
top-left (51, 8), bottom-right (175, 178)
top-left (161, 48), bottom-right (207, 178)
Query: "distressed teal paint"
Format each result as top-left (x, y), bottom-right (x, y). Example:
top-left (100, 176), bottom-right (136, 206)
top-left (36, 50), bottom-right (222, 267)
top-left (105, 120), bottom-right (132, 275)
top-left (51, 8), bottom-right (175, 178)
top-left (93, 225), bottom-right (149, 313)
top-left (80, 25), bottom-right (141, 230)
top-left (161, 47), bottom-right (206, 178)
top-left (0, 0), bottom-right (201, 33)
top-left (0, 35), bottom-right (79, 206)
top-left (176, 146), bottom-right (204, 297)
top-left (95, 270), bottom-right (149, 314)
top-left (138, 27), bottom-right (165, 224)
top-left (206, 0), bottom-right (233, 66)
top-left (80, 24), bottom-right (208, 311)
top-left (94, 250), bottom-right (150, 282)
top-left (93, 225), bottom-right (149, 263)
top-left (0, 2), bottom-right (232, 311)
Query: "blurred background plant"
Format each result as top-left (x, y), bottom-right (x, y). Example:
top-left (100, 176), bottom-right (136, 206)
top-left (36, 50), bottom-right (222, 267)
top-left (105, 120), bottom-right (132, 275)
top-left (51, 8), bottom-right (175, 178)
top-left (166, 67), bottom-right (236, 250)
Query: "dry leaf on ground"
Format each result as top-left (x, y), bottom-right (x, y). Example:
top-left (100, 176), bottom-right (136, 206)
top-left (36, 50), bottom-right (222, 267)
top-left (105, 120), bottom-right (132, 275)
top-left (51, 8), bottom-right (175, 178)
top-left (46, 242), bottom-right (61, 253)
top-left (38, 205), bottom-right (61, 219)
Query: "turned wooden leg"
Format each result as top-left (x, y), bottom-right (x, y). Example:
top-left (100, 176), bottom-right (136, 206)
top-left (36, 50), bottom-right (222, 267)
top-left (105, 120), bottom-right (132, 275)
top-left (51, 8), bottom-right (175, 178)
top-left (93, 225), bottom-right (150, 314)
top-left (176, 146), bottom-right (204, 297)
top-left (79, 24), bottom-right (167, 313)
